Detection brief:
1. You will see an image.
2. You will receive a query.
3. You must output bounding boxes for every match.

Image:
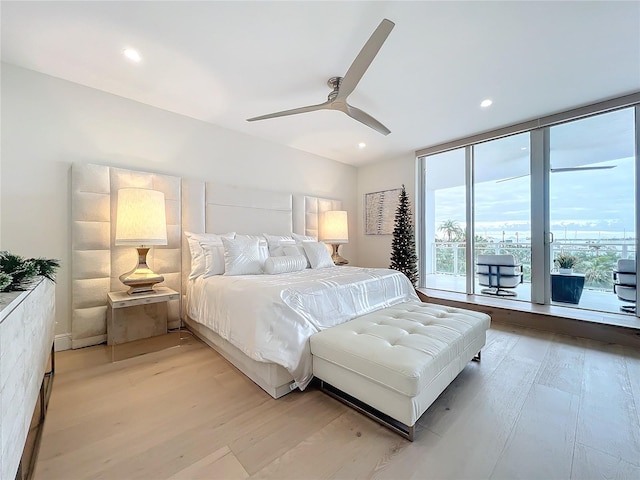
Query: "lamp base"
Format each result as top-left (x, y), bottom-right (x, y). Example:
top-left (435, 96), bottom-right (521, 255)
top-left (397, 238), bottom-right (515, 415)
top-left (119, 247), bottom-right (165, 294)
top-left (330, 244), bottom-right (349, 265)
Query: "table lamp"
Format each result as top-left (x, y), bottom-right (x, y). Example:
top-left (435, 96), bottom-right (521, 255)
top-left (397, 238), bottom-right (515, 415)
top-left (321, 210), bottom-right (349, 265)
top-left (115, 188), bottom-right (168, 294)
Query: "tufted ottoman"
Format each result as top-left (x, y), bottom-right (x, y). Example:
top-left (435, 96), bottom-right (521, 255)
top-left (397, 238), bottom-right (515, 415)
top-left (310, 301), bottom-right (491, 440)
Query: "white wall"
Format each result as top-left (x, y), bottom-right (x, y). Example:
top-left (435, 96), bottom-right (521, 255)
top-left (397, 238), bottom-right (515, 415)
top-left (356, 153), bottom-right (417, 268)
top-left (0, 63), bottom-right (358, 338)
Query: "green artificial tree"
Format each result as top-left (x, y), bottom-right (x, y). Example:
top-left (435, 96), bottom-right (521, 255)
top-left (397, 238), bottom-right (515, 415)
top-left (390, 185), bottom-right (418, 287)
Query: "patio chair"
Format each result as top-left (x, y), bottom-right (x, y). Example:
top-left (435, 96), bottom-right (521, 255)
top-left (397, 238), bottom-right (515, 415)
top-left (613, 258), bottom-right (636, 313)
top-left (477, 254), bottom-right (523, 296)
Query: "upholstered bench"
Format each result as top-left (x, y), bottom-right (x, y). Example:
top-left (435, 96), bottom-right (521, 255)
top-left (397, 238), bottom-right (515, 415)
top-left (310, 301), bottom-right (491, 440)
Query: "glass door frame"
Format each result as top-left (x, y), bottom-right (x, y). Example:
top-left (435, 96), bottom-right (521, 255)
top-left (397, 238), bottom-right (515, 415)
top-left (416, 94), bottom-right (640, 318)
top-left (530, 128), bottom-right (550, 305)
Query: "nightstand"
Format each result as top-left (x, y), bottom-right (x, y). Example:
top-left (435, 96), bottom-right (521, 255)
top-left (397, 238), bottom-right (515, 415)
top-left (107, 286), bottom-right (180, 361)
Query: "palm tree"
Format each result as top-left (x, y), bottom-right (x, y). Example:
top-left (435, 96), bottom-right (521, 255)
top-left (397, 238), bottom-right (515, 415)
top-left (438, 220), bottom-right (464, 242)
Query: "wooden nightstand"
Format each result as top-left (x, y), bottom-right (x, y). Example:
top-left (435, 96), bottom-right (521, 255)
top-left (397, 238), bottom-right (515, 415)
top-left (107, 286), bottom-right (180, 361)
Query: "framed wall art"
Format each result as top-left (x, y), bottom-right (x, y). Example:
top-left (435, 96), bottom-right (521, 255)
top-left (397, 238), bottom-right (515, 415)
top-left (364, 188), bottom-right (401, 235)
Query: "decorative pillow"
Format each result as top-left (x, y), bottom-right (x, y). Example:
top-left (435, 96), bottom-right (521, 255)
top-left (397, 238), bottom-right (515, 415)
top-left (184, 231), bottom-right (235, 279)
top-left (292, 232), bottom-right (317, 243)
top-left (263, 255), bottom-right (307, 274)
top-left (283, 245), bottom-right (311, 268)
top-left (302, 241), bottom-right (335, 269)
top-left (235, 234), bottom-right (269, 262)
top-left (222, 237), bottom-right (264, 275)
top-left (202, 244), bottom-right (226, 277)
top-left (263, 234), bottom-right (296, 257)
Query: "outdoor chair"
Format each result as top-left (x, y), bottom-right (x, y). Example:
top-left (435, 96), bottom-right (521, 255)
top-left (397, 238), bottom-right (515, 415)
top-left (477, 254), bottom-right (523, 296)
top-left (613, 258), bottom-right (636, 313)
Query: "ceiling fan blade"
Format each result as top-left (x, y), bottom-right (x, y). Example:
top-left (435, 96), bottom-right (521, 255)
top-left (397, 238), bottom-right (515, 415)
top-left (343, 103), bottom-right (391, 136)
top-left (336, 18), bottom-right (395, 100)
top-left (496, 174), bottom-right (528, 183)
top-left (247, 100), bottom-right (331, 122)
top-left (551, 166), bottom-right (616, 173)
top-left (497, 165), bottom-right (616, 183)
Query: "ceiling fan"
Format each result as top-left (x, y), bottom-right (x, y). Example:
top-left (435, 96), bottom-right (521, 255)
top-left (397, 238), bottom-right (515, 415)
top-left (247, 19), bottom-right (395, 136)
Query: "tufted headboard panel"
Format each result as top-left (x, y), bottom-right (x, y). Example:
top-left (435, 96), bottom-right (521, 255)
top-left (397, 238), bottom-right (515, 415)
top-left (71, 164), bottom-right (182, 348)
top-left (292, 194), bottom-right (342, 238)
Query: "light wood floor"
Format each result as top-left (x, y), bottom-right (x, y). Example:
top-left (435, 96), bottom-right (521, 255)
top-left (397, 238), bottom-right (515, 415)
top-left (34, 324), bottom-right (640, 480)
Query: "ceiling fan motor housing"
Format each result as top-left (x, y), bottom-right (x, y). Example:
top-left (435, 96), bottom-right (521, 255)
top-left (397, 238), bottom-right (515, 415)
top-left (327, 77), bottom-right (342, 101)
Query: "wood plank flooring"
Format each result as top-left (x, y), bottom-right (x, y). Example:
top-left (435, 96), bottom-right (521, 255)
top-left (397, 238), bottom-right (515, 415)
top-left (34, 325), bottom-right (640, 479)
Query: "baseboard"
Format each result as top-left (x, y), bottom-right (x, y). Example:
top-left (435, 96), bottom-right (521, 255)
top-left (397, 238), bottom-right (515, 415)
top-left (54, 333), bottom-right (72, 351)
top-left (71, 334), bottom-right (106, 350)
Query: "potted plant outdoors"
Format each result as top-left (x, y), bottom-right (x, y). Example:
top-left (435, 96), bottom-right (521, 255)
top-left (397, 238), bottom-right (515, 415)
top-left (552, 253), bottom-right (584, 304)
top-left (554, 253), bottom-right (578, 275)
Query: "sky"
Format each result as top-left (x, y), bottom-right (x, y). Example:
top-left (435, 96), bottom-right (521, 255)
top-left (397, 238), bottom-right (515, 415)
top-left (433, 156), bottom-right (635, 242)
top-left (428, 107), bottom-right (636, 243)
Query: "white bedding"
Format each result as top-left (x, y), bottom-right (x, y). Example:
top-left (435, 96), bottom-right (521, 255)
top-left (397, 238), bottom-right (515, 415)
top-left (186, 266), bottom-right (419, 390)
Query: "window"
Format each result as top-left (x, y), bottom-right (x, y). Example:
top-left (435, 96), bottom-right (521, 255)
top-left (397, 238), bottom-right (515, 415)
top-left (424, 148), bottom-right (466, 292)
top-left (417, 98), bottom-right (639, 317)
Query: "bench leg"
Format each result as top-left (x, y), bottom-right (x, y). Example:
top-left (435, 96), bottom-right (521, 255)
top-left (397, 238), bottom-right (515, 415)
top-left (472, 350), bottom-right (481, 362)
top-left (319, 380), bottom-right (415, 441)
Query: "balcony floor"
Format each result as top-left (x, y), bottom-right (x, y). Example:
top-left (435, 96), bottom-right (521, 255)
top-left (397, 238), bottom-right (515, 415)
top-left (424, 273), bottom-right (639, 330)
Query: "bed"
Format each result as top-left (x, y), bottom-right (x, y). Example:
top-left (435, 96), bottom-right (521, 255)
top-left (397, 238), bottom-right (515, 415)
top-left (181, 179), bottom-right (419, 397)
top-left (186, 265), bottom-right (418, 391)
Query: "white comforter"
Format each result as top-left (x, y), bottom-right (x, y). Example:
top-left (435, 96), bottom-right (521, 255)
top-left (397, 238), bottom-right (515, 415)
top-left (187, 266), bottom-right (418, 390)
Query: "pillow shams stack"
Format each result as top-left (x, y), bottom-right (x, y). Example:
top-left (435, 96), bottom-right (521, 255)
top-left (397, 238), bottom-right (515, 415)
top-left (281, 233), bottom-right (320, 269)
top-left (263, 234), bottom-right (296, 257)
top-left (185, 231), bottom-right (235, 279)
top-left (291, 233), bottom-right (316, 243)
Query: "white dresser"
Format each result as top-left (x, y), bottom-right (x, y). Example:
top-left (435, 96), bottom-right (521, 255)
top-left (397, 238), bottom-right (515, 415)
top-left (0, 278), bottom-right (55, 480)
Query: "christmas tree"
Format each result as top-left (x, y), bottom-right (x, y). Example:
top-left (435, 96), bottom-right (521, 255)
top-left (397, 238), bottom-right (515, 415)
top-left (390, 185), bottom-right (418, 287)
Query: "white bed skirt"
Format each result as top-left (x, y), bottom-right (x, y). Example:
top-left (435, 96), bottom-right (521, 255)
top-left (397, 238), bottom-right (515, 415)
top-left (183, 315), bottom-right (295, 399)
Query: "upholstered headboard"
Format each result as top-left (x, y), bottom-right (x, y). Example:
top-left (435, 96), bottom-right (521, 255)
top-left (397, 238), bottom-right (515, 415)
top-left (181, 179), bottom-right (294, 292)
top-left (71, 164), bottom-right (182, 349)
top-left (292, 194), bottom-right (342, 238)
top-left (180, 182), bottom-right (342, 291)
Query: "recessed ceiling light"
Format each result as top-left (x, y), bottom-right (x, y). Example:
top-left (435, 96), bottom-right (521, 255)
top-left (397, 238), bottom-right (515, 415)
top-left (358, 142), bottom-right (367, 149)
top-left (123, 48), bottom-right (141, 63)
top-left (521, 147), bottom-right (528, 151)
top-left (480, 99), bottom-right (493, 108)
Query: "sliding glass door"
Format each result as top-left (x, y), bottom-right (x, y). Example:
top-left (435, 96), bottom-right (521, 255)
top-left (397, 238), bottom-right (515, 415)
top-left (473, 133), bottom-right (531, 300)
top-left (418, 100), bottom-right (639, 317)
top-left (548, 109), bottom-right (636, 312)
top-left (424, 148), bottom-right (467, 292)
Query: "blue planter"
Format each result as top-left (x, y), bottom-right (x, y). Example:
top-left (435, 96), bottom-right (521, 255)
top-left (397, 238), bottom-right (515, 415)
top-left (551, 273), bottom-right (585, 304)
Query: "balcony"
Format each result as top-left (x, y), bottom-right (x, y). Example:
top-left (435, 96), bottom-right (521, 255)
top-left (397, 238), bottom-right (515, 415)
top-left (426, 240), bottom-right (636, 315)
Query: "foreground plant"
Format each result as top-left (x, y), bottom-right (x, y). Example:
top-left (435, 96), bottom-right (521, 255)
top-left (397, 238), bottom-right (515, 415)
top-left (0, 251), bottom-right (60, 292)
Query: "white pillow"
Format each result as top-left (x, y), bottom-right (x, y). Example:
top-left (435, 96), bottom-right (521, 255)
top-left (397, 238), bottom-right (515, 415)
top-left (284, 245), bottom-right (311, 268)
top-left (263, 233), bottom-right (296, 256)
top-left (235, 234), bottom-right (269, 262)
top-left (263, 255), bottom-right (307, 274)
top-left (302, 241), bottom-right (335, 269)
top-left (222, 237), bottom-right (264, 275)
top-left (184, 231), bottom-right (235, 279)
top-left (292, 232), bottom-right (317, 243)
top-left (202, 244), bottom-right (226, 277)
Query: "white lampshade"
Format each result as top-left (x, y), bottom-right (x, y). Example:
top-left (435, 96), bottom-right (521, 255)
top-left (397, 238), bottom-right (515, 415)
top-left (321, 210), bottom-right (349, 244)
top-left (115, 188), bottom-right (168, 246)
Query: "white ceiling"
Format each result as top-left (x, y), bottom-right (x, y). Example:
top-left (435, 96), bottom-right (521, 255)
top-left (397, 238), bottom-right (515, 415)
top-left (2, 1), bottom-right (639, 167)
